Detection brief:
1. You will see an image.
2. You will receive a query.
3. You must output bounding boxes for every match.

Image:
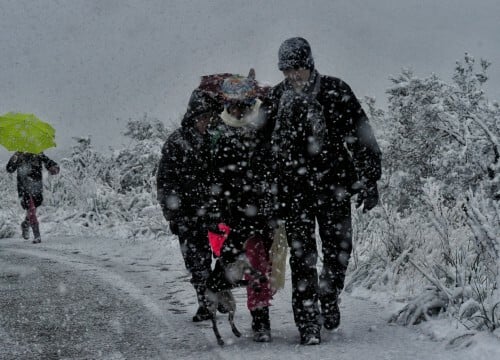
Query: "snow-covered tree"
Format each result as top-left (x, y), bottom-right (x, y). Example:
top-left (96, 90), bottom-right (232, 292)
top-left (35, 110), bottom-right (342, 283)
top-left (351, 54), bottom-right (500, 331)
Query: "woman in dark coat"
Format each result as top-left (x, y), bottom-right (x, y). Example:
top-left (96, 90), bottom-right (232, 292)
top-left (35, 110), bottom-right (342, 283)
top-left (6, 152), bottom-right (59, 243)
top-left (206, 73), bottom-right (275, 342)
top-left (156, 89), bottom-right (223, 322)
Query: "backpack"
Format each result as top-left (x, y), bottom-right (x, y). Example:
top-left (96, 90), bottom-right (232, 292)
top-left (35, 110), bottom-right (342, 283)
top-left (197, 69), bottom-right (269, 103)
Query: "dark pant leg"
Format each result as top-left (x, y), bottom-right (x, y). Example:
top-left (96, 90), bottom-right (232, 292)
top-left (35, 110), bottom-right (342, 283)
top-left (316, 200), bottom-right (352, 309)
top-left (285, 204), bottom-right (320, 330)
top-left (177, 225), bottom-right (212, 305)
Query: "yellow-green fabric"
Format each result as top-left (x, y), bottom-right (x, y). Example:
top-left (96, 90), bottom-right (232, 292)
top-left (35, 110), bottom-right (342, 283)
top-left (0, 113), bottom-right (56, 154)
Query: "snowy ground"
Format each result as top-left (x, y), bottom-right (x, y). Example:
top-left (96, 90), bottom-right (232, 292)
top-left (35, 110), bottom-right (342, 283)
top-left (1, 227), bottom-right (499, 359)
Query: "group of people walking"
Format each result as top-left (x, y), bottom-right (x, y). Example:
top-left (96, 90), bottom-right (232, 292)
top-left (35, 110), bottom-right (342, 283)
top-left (157, 37), bottom-right (382, 345)
top-left (4, 36), bottom-right (381, 346)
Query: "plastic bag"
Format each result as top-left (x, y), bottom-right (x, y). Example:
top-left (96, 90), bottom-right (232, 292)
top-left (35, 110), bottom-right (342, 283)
top-left (269, 223), bottom-right (288, 291)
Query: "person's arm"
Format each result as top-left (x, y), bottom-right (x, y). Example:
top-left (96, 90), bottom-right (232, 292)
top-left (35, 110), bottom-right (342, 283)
top-left (6, 152), bottom-right (21, 173)
top-left (338, 82), bottom-right (382, 212)
top-left (40, 154), bottom-right (60, 175)
top-left (340, 82), bottom-right (382, 185)
top-left (156, 135), bottom-right (183, 223)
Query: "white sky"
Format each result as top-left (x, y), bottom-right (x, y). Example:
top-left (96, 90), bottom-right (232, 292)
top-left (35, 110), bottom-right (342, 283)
top-left (1, 0), bottom-right (499, 159)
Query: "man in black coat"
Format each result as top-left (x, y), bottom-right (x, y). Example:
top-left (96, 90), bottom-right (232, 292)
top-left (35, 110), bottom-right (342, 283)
top-left (265, 37), bottom-right (382, 345)
top-left (6, 152), bottom-right (59, 243)
top-left (156, 89), bottom-right (222, 322)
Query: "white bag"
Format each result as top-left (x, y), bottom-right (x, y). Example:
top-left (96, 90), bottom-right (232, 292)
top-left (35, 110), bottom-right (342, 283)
top-left (270, 223), bottom-right (288, 291)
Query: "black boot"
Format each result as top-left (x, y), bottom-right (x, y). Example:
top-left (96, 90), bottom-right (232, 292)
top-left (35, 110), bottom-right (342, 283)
top-left (322, 302), bottom-right (340, 330)
top-left (321, 293), bottom-right (341, 330)
top-left (21, 219), bottom-right (30, 240)
top-left (192, 284), bottom-right (211, 322)
top-left (31, 223), bottom-right (41, 244)
top-left (299, 325), bottom-right (321, 345)
top-left (192, 305), bottom-right (211, 322)
top-left (251, 307), bottom-right (271, 342)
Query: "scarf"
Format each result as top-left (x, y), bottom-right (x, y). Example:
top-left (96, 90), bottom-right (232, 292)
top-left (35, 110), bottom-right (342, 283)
top-left (219, 99), bottom-right (263, 128)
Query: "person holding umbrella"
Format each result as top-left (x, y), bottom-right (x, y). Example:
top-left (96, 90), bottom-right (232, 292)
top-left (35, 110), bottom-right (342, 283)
top-left (6, 152), bottom-right (59, 243)
top-left (1, 112), bottom-right (59, 243)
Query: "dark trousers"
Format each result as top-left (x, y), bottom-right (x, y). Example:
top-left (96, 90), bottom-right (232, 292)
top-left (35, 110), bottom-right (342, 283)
top-left (315, 199), bottom-right (352, 312)
top-left (177, 224), bottom-right (213, 306)
top-left (284, 194), bottom-right (352, 330)
top-left (284, 198), bottom-right (320, 331)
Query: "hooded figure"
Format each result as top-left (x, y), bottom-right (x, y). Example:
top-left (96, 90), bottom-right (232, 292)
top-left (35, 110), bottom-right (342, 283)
top-left (6, 152), bottom-right (59, 243)
top-left (263, 37), bottom-right (382, 345)
top-left (205, 72), bottom-right (275, 342)
top-left (156, 88), bottom-right (222, 322)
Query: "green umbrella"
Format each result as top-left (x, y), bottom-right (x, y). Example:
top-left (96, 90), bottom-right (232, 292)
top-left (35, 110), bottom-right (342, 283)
top-left (0, 112), bottom-right (56, 154)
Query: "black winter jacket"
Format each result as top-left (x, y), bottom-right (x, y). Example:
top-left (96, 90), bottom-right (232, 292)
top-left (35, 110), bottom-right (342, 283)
top-left (156, 126), bottom-right (213, 226)
top-left (6, 152), bottom-right (58, 207)
top-left (209, 120), bottom-right (270, 234)
top-left (264, 70), bottom-right (381, 198)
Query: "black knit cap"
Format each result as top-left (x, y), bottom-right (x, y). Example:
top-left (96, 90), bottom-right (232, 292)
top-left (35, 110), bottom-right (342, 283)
top-left (278, 37), bottom-right (314, 71)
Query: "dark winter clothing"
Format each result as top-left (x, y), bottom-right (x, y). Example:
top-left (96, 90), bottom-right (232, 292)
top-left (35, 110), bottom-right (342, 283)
top-left (157, 125), bottom-right (212, 227)
top-left (207, 98), bottom-right (274, 294)
top-left (157, 89), bottom-right (221, 227)
top-left (6, 152), bottom-right (59, 209)
top-left (203, 75), bottom-right (275, 340)
top-left (208, 112), bottom-right (272, 256)
top-left (178, 224), bottom-right (213, 311)
top-left (181, 88), bottom-right (224, 128)
top-left (265, 43), bottom-right (382, 337)
top-left (156, 89), bottom-right (221, 313)
top-left (268, 69), bottom-right (381, 193)
top-left (6, 152), bottom-right (59, 243)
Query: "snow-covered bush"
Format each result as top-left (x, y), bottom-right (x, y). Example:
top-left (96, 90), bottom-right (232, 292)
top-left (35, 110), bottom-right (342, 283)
top-left (350, 54), bottom-right (500, 331)
top-left (0, 161), bottom-right (24, 238)
top-left (0, 212), bottom-right (16, 239)
top-left (111, 115), bottom-right (168, 193)
top-left (54, 116), bottom-right (171, 235)
top-left (383, 55), bottom-right (499, 209)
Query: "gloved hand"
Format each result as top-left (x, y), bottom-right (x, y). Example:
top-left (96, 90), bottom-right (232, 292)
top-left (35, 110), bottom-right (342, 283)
top-left (169, 221), bottom-right (180, 235)
top-left (48, 165), bottom-right (60, 175)
top-left (207, 222), bottom-right (226, 235)
top-left (356, 182), bottom-right (379, 213)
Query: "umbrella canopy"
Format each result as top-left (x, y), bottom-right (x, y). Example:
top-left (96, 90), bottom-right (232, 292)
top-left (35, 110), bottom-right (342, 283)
top-left (0, 112), bottom-right (56, 154)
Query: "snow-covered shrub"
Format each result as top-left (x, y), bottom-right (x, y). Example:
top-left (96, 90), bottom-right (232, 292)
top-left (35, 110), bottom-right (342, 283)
top-left (112, 114), bottom-right (169, 192)
top-left (0, 212), bottom-right (16, 239)
top-left (383, 55), bottom-right (499, 209)
top-left (0, 161), bottom-right (25, 238)
top-left (37, 115), bottom-right (173, 235)
top-left (349, 54), bottom-right (500, 331)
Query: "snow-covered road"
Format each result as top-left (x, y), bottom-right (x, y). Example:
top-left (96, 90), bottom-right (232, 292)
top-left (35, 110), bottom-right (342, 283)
top-left (0, 235), bottom-right (497, 359)
top-left (0, 242), bottom-right (220, 359)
